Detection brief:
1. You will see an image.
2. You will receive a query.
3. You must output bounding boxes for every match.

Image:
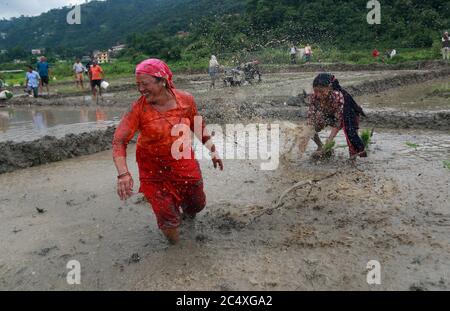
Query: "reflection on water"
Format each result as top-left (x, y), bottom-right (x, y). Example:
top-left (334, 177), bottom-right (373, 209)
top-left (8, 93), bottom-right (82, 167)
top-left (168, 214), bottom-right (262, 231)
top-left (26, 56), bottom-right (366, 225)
top-left (0, 106), bottom-right (124, 142)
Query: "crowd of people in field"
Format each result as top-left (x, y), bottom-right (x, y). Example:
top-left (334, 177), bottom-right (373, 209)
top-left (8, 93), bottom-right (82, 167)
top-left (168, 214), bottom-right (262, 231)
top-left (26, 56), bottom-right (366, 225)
top-left (9, 56), bottom-right (105, 101)
top-left (2, 30), bottom-right (448, 100)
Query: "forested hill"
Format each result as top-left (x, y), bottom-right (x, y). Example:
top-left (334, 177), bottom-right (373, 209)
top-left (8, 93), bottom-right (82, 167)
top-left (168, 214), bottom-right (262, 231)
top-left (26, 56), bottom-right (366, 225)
top-left (0, 0), bottom-right (245, 54)
top-left (0, 0), bottom-right (449, 60)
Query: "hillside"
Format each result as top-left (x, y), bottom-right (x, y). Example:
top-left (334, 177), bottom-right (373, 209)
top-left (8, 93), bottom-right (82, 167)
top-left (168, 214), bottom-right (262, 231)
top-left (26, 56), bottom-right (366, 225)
top-left (0, 0), bottom-right (245, 54)
top-left (0, 0), bottom-right (448, 62)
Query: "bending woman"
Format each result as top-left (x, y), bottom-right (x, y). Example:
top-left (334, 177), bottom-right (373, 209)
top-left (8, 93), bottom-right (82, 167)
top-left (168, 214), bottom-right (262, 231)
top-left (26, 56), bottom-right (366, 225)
top-left (112, 58), bottom-right (223, 244)
top-left (305, 73), bottom-right (367, 158)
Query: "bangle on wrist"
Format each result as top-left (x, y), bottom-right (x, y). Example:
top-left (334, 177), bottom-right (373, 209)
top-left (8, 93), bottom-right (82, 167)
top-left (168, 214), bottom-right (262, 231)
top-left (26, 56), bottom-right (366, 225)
top-left (117, 171), bottom-right (131, 179)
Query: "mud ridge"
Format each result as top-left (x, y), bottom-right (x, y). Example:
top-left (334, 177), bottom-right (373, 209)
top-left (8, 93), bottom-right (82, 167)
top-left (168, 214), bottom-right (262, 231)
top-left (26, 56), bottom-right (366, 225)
top-left (345, 68), bottom-right (450, 96)
top-left (261, 60), bottom-right (449, 73)
top-left (0, 127), bottom-right (116, 174)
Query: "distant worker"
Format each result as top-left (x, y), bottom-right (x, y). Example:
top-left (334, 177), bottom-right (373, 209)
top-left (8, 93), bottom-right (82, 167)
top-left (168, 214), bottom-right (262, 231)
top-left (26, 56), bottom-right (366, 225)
top-left (390, 49), bottom-right (397, 58)
top-left (89, 60), bottom-right (104, 101)
top-left (372, 49), bottom-right (380, 62)
top-left (85, 56), bottom-right (95, 78)
top-left (36, 56), bottom-right (51, 96)
top-left (25, 65), bottom-right (41, 98)
top-left (73, 58), bottom-right (87, 89)
top-left (209, 55), bottom-right (220, 89)
top-left (384, 49), bottom-right (397, 62)
top-left (290, 45), bottom-right (298, 64)
top-left (442, 31), bottom-right (450, 61)
top-left (304, 44), bottom-right (313, 63)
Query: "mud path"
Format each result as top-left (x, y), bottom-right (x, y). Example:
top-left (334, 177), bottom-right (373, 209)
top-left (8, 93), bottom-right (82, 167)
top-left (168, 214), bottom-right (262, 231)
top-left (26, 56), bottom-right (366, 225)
top-left (0, 124), bottom-right (448, 290)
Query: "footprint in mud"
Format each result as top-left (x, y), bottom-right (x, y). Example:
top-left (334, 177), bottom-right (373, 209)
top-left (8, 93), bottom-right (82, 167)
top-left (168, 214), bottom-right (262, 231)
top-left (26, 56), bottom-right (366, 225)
top-left (128, 253), bottom-right (141, 264)
top-left (310, 150), bottom-right (335, 162)
top-left (35, 246), bottom-right (58, 257)
top-left (206, 203), bottom-right (268, 231)
top-left (66, 200), bottom-right (82, 207)
top-left (195, 234), bottom-right (211, 243)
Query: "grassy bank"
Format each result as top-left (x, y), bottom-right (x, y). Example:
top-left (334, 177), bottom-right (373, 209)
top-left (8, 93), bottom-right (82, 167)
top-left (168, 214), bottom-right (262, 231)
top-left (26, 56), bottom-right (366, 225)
top-left (0, 45), bottom-right (445, 87)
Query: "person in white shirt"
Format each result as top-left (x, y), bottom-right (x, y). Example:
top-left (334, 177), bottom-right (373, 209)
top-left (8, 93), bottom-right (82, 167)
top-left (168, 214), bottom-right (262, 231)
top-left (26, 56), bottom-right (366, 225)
top-left (290, 45), bottom-right (298, 64)
top-left (73, 58), bottom-right (87, 89)
top-left (209, 55), bottom-right (220, 89)
top-left (442, 31), bottom-right (450, 61)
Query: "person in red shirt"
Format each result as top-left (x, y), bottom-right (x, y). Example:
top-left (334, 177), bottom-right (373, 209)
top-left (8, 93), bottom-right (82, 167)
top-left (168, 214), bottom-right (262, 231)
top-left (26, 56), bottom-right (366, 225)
top-left (112, 58), bottom-right (223, 244)
top-left (372, 49), bottom-right (380, 62)
top-left (89, 60), bottom-right (104, 101)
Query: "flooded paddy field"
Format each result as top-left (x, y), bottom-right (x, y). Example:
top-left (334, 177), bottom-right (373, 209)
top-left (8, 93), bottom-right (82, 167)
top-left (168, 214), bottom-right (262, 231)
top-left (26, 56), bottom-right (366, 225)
top-left (0, 67), bottom-right (449, 290)
top-left (0, 124), bottom-right (448, 290)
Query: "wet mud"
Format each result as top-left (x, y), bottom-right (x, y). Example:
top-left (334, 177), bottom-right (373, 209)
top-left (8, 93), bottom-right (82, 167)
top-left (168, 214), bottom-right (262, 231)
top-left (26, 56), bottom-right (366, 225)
top-left (0, 125), bottom-right (448, 290)
top-left (0, 127), bottom-right (116, 174)
top-left (1, 66), bottom-right (449, 290)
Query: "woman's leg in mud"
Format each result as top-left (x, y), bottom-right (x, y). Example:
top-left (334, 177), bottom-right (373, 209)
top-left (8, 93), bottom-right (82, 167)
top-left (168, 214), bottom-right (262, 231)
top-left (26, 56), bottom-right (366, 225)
top-left (297, 124), bottom-right (315, 158)
top-left (343, 103), bottom-right (366, 158)
top-left (181, 182), bottom-right (206, 220)
top-left (144, 186), bottom-right (184, 245)
top-left (92, 85), bottom-right (97, 100)
top-left (312, 133), bottom-right (323, 151)
top-left (162, 228), bottom-right (180, 245)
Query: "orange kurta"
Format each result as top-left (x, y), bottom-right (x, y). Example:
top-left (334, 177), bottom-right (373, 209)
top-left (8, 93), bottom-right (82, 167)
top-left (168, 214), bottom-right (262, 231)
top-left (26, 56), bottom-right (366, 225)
top-left (113, 89), bottom-right (208, 229)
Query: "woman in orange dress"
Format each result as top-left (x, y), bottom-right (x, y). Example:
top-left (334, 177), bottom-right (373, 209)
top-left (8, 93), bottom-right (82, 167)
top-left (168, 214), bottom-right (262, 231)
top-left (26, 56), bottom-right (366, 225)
top-left (112, 59), bottom-right (223, 244)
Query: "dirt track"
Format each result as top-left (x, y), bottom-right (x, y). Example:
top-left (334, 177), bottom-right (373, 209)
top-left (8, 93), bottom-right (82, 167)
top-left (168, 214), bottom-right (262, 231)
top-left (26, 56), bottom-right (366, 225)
top-left (0, 66), bottom-right (449, 290)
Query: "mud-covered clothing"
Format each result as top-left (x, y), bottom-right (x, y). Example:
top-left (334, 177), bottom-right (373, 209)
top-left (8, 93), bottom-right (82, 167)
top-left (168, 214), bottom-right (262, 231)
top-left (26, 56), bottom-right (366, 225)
top-left (307, 91), bottom-right (344, 132)
top-left (112, 89), bottom-right (209, 229)
top-left (308, 90), bottom-right (365, 156)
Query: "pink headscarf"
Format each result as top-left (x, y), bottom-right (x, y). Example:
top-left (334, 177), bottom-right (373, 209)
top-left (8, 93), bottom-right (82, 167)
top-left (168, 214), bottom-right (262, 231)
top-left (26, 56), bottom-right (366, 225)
top-left (135, 58), bottom-right (175, 89)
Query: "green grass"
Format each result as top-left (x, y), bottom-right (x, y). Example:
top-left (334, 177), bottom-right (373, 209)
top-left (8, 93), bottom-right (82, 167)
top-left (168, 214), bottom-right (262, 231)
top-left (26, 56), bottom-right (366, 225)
top-left (323, 140), bottom-right (336, 153)
top-left (0, 44), bottom-right (444, 86)
top-left (406, 142), bottom-right (419, 148)
top-left (361, 129), bottom-right (373, 149)
top-left (443, 160), bottom-right (450, 170)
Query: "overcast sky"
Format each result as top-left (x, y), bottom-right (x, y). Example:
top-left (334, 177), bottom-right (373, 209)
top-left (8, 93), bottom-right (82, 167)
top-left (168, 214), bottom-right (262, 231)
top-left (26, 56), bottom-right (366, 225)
top-left (0, 0), bottom-right (90, 19)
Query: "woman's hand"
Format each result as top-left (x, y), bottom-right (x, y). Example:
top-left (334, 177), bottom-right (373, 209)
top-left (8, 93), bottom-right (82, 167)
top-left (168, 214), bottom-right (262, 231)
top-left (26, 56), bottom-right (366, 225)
top-left (117, 173), bottom-right (134, 201)
top-left (327, 127), bottom-right (340, 144)
top-left (211, 153), bottom-right (224, 171)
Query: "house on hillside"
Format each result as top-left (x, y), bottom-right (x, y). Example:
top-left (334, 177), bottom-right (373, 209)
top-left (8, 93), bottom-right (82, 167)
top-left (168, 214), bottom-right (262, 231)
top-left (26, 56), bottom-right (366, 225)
top-left (94, 51), bottom-right (110, 64)
top-left (31, 49), bottom-right (45, 55)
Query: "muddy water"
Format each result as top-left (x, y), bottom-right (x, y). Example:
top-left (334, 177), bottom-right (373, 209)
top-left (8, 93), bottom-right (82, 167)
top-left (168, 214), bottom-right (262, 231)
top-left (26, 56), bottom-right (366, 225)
top-left (1, 70), bottom-right (420, 143)
top-left (0, 106), bottom-right (125, 142)
top-left (0, 121), bottom-right (449, 290)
